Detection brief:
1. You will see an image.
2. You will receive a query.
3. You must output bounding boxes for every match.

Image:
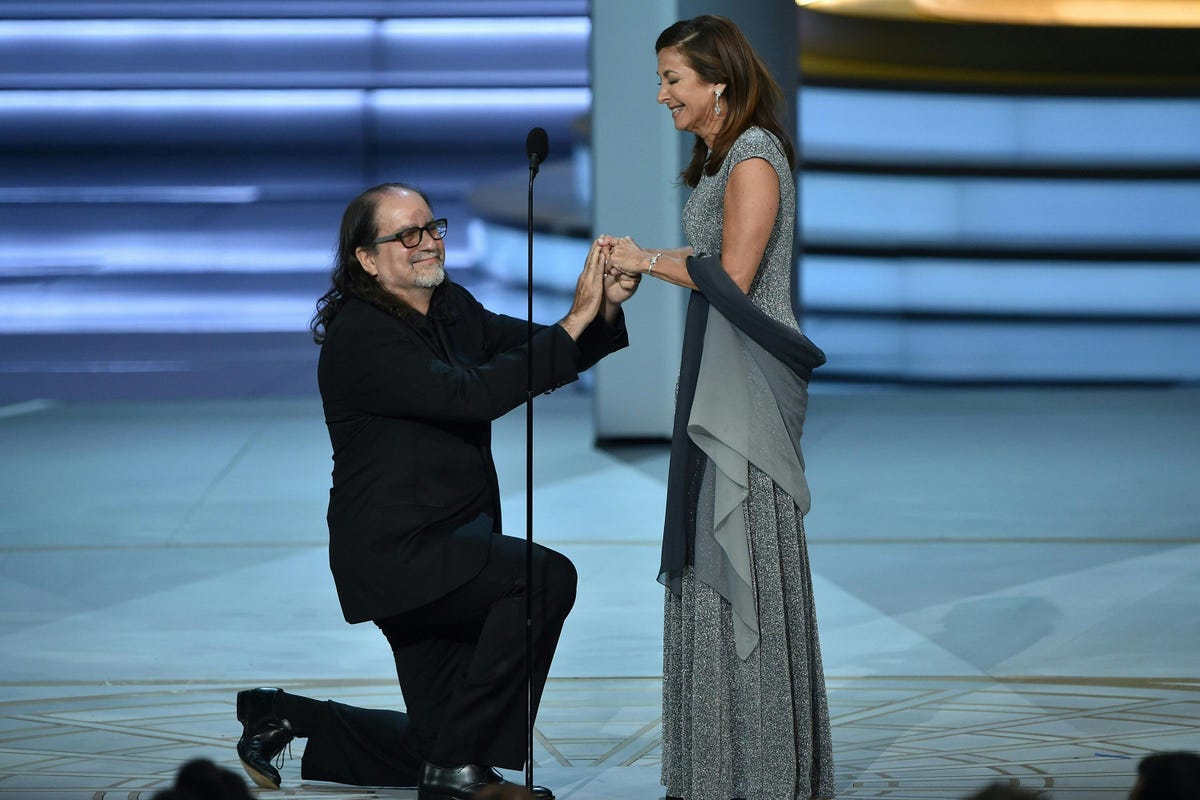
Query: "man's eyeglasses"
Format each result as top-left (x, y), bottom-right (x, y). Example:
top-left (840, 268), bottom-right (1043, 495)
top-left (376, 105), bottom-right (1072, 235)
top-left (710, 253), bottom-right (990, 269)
top-left (372, 218), bottom-right (448, 248)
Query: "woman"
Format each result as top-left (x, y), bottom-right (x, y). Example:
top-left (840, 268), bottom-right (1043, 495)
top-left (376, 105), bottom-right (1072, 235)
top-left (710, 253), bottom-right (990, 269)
top-left (600, 15), bottom-right (835, 800)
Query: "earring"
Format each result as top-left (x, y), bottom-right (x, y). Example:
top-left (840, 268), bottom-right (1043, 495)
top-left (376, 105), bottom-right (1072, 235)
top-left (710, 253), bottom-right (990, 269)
top-left (714, 88), bottom-right (723, 116)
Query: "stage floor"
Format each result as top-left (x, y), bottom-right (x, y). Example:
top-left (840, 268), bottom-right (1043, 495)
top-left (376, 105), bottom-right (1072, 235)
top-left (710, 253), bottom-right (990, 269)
top-left (2, 387), bottom-right (1198, 798)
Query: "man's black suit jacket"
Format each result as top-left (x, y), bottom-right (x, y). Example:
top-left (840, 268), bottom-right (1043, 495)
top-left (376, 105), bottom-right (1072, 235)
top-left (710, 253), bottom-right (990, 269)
top-left (317, 285), bottom-right (627, 624)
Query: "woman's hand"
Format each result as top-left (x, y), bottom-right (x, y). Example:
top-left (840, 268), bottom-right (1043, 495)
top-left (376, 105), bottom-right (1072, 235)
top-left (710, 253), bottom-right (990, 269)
top-left (597, 234), bottom-right (649, 276)
top-left (604, 269), bottom-right (640, 304)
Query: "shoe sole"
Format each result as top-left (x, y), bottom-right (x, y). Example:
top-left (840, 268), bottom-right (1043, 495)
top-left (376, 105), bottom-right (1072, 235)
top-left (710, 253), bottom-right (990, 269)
top-left (417, 788), bottom-right (554, 800)
top-left (239, 757), bottom-right (282, 790)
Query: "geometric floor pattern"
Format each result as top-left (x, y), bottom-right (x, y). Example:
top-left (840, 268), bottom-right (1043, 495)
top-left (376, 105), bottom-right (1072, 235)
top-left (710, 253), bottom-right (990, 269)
top-left (827, 675), bottom-right (1200, 799)
top-left (2, 676), bottom-right (1195, 798)
top-left (4, 385), bottom-right (1199, 799)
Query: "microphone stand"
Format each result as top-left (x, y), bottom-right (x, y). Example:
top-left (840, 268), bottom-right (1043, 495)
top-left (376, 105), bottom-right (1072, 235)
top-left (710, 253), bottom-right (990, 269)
top-left (524, 128), bottom-right (547, 794)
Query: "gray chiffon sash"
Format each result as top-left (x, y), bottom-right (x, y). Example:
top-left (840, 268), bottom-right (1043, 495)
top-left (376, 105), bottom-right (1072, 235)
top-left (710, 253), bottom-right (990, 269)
top-left (687, 309), bottom-right (811, 659)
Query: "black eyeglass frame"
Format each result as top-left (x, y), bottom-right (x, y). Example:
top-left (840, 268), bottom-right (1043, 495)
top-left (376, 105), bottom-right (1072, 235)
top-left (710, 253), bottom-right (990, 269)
top-left (371, 218), bottom-right (449, 247)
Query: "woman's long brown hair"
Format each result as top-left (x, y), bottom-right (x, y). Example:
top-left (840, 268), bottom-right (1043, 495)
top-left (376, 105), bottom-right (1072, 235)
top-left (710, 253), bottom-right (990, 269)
top-left (656, 15), bottom-right (795, 187)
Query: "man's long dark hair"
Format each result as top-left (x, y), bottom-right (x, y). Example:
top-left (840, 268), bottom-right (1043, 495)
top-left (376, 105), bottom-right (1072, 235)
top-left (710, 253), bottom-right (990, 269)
top-left (310, 182), bottom-right (431, 344)
top-left (656, 15), bottom-right (795, 188)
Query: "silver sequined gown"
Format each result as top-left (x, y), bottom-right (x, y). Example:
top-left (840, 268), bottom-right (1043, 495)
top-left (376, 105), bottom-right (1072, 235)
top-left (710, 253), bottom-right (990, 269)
top-left (662, 127), bottom-right (835, 800)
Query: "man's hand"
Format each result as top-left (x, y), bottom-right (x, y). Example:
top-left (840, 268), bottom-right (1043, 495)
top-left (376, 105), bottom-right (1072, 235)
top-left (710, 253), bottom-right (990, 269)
top-left (601, 243), bottom-right (640, 322)
top-left (558, 240), bottom-right (606, 340)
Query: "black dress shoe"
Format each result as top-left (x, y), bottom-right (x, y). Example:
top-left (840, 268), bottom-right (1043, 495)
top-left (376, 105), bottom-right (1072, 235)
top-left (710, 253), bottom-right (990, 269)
top-left (419, 762), bottom-right (555, 800)
top-left (236, 688), bottom-right (295, 789)
top-left (484, 766), bottom-right (554, 800)
top-left (418, 763), bottom-right (488, 800)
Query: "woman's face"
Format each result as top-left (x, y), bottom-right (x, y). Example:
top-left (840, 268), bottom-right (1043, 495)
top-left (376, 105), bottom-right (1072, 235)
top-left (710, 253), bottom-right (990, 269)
top-left (656, 46), bottom-right (725, 144)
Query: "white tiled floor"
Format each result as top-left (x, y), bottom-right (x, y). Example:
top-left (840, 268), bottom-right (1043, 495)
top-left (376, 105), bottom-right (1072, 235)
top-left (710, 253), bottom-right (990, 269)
top-left (2, 387), bottom-right (1198, 798)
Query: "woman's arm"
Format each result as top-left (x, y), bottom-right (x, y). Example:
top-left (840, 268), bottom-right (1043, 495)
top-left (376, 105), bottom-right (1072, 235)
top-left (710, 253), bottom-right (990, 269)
top-left (601, 242), bottom-right (697, 290)
top-left (719, 157), bottom-right (779, 293)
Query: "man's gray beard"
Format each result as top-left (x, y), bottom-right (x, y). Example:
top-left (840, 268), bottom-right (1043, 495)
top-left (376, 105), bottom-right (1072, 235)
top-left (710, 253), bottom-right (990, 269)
top-left (413, 266), bottom-right (445, 289)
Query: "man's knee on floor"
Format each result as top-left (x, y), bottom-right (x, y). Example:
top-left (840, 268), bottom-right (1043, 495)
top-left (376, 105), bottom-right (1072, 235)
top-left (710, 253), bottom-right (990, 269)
top-left (539, 548), bottom-right (578, 617)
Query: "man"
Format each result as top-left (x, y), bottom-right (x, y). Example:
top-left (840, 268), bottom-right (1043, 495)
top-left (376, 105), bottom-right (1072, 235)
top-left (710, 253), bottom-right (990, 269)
top-left (235, 183), bottom-right (635, 800)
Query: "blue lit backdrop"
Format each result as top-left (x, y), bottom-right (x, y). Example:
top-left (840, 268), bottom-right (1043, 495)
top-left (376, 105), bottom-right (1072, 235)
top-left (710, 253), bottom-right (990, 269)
top-left (1, 2), bottom-right (1197, 386)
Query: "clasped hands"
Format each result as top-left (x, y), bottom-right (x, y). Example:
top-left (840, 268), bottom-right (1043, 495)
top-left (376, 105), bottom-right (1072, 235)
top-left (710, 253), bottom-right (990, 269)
top-left (558, 234), bottom-right (645, 340)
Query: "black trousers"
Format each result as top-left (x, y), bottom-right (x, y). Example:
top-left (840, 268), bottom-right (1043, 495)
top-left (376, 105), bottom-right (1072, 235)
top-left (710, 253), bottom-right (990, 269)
top-left (289, 536), bottom-right (577, 786)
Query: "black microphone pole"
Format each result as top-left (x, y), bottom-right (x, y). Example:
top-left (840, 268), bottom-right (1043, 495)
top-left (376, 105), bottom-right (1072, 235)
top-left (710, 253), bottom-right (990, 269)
top-left (523, 125), bottom-right (548, 794)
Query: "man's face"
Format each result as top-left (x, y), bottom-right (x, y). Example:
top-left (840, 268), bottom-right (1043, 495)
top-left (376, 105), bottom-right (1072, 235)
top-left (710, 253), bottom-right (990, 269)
top-left (356, 189), bottom-right (445, 302)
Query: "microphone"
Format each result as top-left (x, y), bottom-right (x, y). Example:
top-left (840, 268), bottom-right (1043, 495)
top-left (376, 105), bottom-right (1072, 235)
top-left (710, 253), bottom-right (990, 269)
top-left (522, 123), bottom-right (548, 796)
top-left (526, 127), bottom-right (549, 177)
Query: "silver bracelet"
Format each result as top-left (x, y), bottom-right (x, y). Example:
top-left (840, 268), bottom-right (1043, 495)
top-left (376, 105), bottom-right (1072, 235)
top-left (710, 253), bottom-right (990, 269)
top-left (647, 252), bottom-right (662, 275)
